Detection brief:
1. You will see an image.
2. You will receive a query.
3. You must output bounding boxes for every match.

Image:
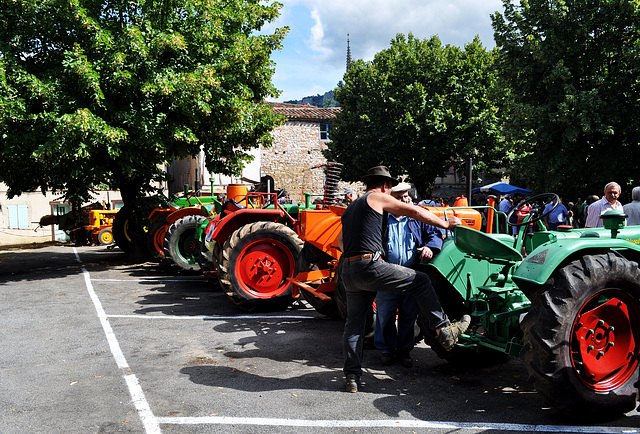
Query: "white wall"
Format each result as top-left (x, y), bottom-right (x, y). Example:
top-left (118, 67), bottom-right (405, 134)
top-left (0, 183), bottom-right (122, 247)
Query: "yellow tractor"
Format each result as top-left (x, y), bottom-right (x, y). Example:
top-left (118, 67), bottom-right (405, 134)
top-left (85, 209), bottom-right (119, 246)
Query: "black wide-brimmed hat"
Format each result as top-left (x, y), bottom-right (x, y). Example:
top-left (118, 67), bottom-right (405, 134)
top-left (361, 165), bottom-right (399, 186)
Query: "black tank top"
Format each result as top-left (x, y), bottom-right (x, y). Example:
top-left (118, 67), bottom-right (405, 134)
top-left (341, 191), bottom-right (388, 257)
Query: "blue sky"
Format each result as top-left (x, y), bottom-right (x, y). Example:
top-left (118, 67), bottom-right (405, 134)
top-left (263, 0), bottom-right (505, 102)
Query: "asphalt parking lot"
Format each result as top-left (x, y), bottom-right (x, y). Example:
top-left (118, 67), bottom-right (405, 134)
top-left (1, 244), bottom-right (640, 433)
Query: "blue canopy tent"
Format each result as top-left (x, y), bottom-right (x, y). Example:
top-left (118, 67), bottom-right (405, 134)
top-left (472, 182), bottom-right (531, 196)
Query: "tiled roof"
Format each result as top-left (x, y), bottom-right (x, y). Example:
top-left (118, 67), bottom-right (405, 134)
top-left (267, 101), bottom-right (340, 121)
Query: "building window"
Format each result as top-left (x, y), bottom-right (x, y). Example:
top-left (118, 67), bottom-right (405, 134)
top-left (320, 123), bottom-right (331, 142)
top-left (8, 204), bottom-right (29, 229)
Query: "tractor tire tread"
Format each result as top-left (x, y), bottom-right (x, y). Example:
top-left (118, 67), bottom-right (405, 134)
top-left (218, 221), bottom-right (302, 312)
top-left (521, 252), bottom-right (640, 420)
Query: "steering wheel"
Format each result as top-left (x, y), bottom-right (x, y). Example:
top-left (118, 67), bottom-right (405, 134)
top-left (507, 193), bottom-right (559, 227)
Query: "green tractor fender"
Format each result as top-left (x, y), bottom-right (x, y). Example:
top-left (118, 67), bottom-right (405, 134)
top-left (513, 236), bottom-right (640, 288)
top-left (426, 231), bottom-right (519, 301)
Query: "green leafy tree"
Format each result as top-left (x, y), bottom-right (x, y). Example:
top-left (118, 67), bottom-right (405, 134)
top-left (0, 0), bottom-right (287, 255)
top-left (492, 0), bottom-right (640, 199)
top-left (325, 33), bottom-right (508, 197)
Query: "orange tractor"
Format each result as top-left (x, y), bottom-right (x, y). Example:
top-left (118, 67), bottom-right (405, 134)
top-left (288, 197), bottom-right (482, 318)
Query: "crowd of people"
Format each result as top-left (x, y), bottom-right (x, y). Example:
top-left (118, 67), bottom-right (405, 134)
top-left (341, 181), bottom-right (640, 229)
top-left (492, 182), bottom-right (640, 229)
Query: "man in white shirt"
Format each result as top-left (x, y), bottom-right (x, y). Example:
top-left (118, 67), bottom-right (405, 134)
top-left (585, 182), bottom-right (623, 228)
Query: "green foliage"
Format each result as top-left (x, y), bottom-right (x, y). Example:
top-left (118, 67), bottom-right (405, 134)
top-left (492, 0), bottom-right (640, 200)
top-left (324, 33), bottom-right (508, 196)
top-left (0, 0), bottom-right (287, 205)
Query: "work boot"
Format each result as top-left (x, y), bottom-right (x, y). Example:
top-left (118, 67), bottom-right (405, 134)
top-left (345, 374), bottom-right (360, 393)
top-left (380, 352), bottom-right (394, 366)
top-left (437, 315), bottom-right (471, 351)
top-left (398, 350), bottom-right (413, 368)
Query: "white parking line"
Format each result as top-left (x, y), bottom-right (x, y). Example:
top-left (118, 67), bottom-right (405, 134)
top-left (106, 314), bottom-right (317, 320)
top-left (74, 248), bottom-right (640, 433)
top-left (92, 278), bottom-right (205, 282)
top-left (154, 416), bottom-right (639, 432)
top-left (75, 248), bottom-right (161, 433)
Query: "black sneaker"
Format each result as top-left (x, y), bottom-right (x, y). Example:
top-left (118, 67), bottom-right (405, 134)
top-left (398, 350), bottom-right (413, 368)
top-left (345, 374), bottom-right (359, 393)
top-left (438, 315), bottom-right (471, 351)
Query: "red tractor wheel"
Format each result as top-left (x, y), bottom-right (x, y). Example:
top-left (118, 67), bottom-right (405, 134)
top-left (521, 252), bottom-right (640, 420)
top-left (97, 228), bottom-right (114, 245)
top-left (218, 221), bottom-right (302, 311)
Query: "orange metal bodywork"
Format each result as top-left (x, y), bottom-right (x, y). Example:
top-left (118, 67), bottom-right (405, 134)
top-left (296, 197), bottom-right (482, 259)
top-left (85, 209), bottom-right (118, 244)
top-left (299, 205), bottom-right (345, 261)
top-left (290, 196), bottom-right (483, 301)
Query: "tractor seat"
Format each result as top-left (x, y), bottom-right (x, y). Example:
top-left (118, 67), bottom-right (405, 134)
top-left (220, 199), bottom-right (245, 218)
top-left (454, 225), bottom-right (523, 262)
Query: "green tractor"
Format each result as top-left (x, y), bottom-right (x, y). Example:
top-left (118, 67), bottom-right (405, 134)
top-left (423, 193), bottom-right (640, 419)
top-left (112, 190), bottom-right (220, 270)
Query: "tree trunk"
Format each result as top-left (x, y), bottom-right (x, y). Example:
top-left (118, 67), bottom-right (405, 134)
top-left (118, 177), bottom-right (153, 263)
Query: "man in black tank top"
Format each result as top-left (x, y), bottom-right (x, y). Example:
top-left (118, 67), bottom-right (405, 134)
top-left (339, 166), bottom-right (471, 393)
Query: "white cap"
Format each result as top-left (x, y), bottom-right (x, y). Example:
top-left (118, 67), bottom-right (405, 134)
top-left (391, 182), bottom-right (411, 193)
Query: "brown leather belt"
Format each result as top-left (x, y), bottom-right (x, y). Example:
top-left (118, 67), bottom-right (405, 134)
top-left (343, 253), bottom-right (375, 262)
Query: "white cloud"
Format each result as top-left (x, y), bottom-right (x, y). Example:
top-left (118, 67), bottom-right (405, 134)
top-left (307, 8), bottom-right (333, 57)
top-left (268, 0), bottom-right (505, 100)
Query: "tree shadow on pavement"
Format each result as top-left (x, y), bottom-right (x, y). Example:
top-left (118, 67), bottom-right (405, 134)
top-left (0, 243), bottom-right (170, 284)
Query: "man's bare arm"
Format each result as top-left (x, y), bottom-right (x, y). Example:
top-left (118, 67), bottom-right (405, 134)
top-left (367, 192), bottom-right (461, 229)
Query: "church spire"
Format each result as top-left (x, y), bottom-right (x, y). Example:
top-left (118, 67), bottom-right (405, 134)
top-left (346, 34), bottom-right (352, 72)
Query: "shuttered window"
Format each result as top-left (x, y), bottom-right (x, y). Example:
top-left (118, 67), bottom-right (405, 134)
top-left (8, 204), bottom-right (29, 229)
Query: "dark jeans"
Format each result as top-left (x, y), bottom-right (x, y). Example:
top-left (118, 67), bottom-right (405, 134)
top-left (374, 291), bottom-right (417, 354)
top-left (340, 257), bottom-right (449, 376)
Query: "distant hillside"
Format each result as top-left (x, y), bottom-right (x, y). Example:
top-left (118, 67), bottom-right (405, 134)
top-left (285, 90), bottom-right (338, 107)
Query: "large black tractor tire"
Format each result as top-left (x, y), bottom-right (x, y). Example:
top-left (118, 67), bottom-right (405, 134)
top-left (146, 217), bottom-right (169, 261)
top-left (199, 238), bottom-right (222, 291)
top-left (521, 252), bottom-right (640, 420)
top-left (301, 288), bottom-right (341, 318)
top-left (163, 215), bottom-right (206, 273)
top-left (112, 206), bottom-right (134, 253)
top-left (218, 221), bottom-right (303, 312)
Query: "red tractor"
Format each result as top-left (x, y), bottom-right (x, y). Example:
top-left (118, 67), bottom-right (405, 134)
top-left (201, 186), bottom-right (315, 311)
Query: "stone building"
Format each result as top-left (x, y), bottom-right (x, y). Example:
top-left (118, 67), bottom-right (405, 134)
top-left (165, 102), bottom-right (349, 204)
top-left (262, 102), bottom-right (346, 203)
